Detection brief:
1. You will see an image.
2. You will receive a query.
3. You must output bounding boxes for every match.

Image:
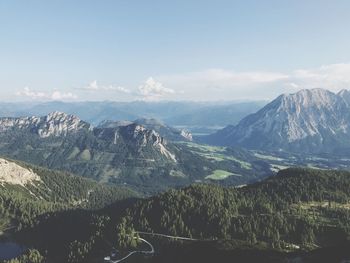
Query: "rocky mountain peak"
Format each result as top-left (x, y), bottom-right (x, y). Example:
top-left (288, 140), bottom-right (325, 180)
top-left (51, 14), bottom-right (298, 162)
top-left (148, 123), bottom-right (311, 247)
top-left (278, 89), bottom-right (338, 110)
top-left (206, 88), bottom-right (350, 153)
top-left (122, 123), bottom-right (177, 161)
top-left (0, 112), bottom-right (91, 138)
top-left (37, 111), bottom-right (90, 138)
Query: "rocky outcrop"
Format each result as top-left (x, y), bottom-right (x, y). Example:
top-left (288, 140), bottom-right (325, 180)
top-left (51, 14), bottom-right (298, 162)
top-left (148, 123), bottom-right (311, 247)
top-left (0, 158), bottom-right (41, 186)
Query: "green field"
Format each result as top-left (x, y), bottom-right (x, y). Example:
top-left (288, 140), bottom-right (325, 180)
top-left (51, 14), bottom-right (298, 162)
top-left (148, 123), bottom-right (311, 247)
top-left (205, 170), bottom-right (241, 180)
top-left (254, 152), bottom-right (284, 161)
top-left (183, 142), bottom-right (252, 169)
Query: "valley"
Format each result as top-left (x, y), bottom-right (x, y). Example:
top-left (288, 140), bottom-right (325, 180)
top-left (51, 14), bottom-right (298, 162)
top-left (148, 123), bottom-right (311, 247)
top-left (3, 2), bottom-right (350, 262)
top-left (2, 90), bottom-right (350, 263)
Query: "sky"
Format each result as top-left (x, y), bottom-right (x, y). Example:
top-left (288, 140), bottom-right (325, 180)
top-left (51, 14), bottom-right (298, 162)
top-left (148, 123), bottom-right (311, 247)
top-left (1, 0), bottom-right (350, 102)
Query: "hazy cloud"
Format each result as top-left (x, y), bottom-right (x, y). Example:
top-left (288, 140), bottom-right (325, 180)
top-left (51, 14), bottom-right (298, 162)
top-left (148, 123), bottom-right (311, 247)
top-left (158, 69), bottom-right (288, 87)
top-left (155, 64), bottom-right (350, 100)
top-left (80, 80), bottom-right (131, 93)
top-left (290, 63), bottom-right (350, 91)
top-left (16, 87), bottom-right (77, 100)
top-left (138, 77), bottom-right (175, 100)
top-left (13, 63), bottom-right (350, 102)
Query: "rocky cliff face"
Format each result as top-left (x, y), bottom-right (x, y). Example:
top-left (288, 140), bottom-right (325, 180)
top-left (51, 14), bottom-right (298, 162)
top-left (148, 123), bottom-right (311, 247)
top-left (205, 89), bottom-right (350, 153)
top-left (95, 123), bottom-right (177, 162)
top-left (0, 158), bottom-right (41, 186)
top-left (0, 111), bottom-right (91, 138)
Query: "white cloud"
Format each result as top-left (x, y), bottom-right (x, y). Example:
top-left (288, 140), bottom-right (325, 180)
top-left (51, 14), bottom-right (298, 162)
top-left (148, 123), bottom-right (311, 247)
top-left (158, 69), bottom-right (288, 87)
top-left (290, 63), bottom-right (350, 91)
top-left (80, 80), bottom-right (131, 93)
top-left (16, 87), bottom-right (77, 100)
top-left (138, 77), bottom-right (175, 100)
top-left (14, 63), bottom-right (350, 102)
top-left (155, 63), bottom-right (350, 100)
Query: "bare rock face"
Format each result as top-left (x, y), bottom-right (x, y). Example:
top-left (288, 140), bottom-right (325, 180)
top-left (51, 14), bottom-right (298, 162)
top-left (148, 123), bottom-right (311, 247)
top-left (37, 111), bottom-right (91, 138)
top-left (95, 123), bottom-right (177, 162)
top-left (180, 129), bottom-right (193, 141)
top-left (206, 88), bottom-right (350, 153)
top-left (0, 111), bottom-right (91, 138)
top-left (0, 158), bottom-right (41, 186)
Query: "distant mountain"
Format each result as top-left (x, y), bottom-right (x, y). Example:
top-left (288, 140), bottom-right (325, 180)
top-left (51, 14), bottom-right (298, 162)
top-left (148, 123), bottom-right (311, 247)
top-left (164, 101), bottom-right (266, 128)
top-left (0, 101), bottom-right (266, 133)
top-left (0, 111), bottom-right (91, 138)
top-left (99, 118), bottom-right (193, 142)
top-left (204, 89), bottom-right (350, 153)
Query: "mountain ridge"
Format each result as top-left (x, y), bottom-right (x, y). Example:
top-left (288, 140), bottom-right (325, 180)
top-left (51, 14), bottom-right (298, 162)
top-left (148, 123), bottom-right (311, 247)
top-left (0, 111), bottom-right (91, 138)
top-left (204, 88), bottom-right (350, 153)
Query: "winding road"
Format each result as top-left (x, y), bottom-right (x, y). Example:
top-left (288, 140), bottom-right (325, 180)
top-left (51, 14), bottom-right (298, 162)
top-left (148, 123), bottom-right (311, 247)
top-left (106, 237), bottom-right (154, 263)
top-left (105, 231), bottom-right (199, 263)
top-left (135, 231), bottom-right (199, 241)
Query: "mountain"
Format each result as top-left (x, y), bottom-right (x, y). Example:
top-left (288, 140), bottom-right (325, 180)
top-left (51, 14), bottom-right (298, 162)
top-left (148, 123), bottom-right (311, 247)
top-left (0, 101), bottom-right (266, 133)
top-left (0, 111), bottom-right (91, 138)
top-left (204, 89), bottom-right (350, 153)
top-left (0, 112), bottom-right (180, 190)
top-left (0, 112), bottom-right (268, 193)
top-left (99, 118), bottom-right (193, 142)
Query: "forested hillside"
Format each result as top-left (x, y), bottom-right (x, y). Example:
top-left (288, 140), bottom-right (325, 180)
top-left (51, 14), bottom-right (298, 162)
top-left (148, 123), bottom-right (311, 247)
top-left (4, 168), bottom-right (350, 263)
top-left (122, 168), bottom-right (350, 249)
top-left (0, 159), bottom-right (136, 232)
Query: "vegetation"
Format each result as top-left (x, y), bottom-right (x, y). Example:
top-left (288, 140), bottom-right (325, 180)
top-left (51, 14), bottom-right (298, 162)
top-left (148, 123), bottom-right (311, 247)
top-left (0, 161), bottom-right (136, 231)
top-left (0, 128), bottom-right (273, 193)
top-left (3, 167), bottom-right (350, 262)
top-left (1, 249), bottom-right (44, 263)
top-left (121, 168), bottom-right (350, 250)
top-left (205, 170), bottom-right (236, 180)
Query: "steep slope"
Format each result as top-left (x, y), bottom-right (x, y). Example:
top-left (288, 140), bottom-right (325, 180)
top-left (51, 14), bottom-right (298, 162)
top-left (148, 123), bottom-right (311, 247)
top-left (205, 89), bottom-right (350, 153)
top-left (0, 158), bottom-right (41, 186)
top-left (0, 159), bottom-right (136, 232)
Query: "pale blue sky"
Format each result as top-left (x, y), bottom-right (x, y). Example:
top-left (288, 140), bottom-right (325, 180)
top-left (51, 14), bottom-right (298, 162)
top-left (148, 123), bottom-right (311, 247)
top-left (1, 0), bottom-right (350, 101)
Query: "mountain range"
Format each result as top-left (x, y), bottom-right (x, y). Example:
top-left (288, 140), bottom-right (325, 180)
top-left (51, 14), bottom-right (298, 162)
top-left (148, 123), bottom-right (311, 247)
top-left (0, 112), bottom-right (180, 191)
top-left (204, 88), bottom-right (350, 154)
top-left (2, 89), bottom-right (350, 263)
top-left (0, 112), bottom-right (269, 193)
top-left (0, 101), bottom-right (266, 134)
